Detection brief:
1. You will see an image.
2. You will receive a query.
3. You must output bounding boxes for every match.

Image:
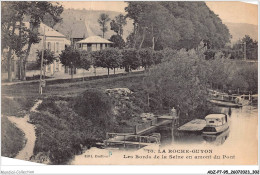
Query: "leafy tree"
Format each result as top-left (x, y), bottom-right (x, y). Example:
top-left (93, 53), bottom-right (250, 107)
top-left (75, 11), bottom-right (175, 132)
top-left (79, 50), bottom-right (92, 70)
top-left (36, 49), bottom-right (57, 66)
top-left (138, 48), bottom-right (154, 69)
top-left (1, 1), bottom-right (63, 81)
top-left (121, 49), bottom-right (141, 72)
top-left (153, 50), bottom-right (164, 65)
top-left (59, 47), bottom-right (81, 79)
top-left (1, 2), bottom-right (29, 82)
top-left (73, 89), bottom-right (117, 132)
top-left (98, 13), bottom-right (110, 38)
top-left (241, 35), bottom-right (258, 60)
top-left (144, 49), bottom-right (209, 122)
top-left (110, 20), bottom-right (119, 35)
top-left (92, 48), bottom-right (122, 77)
top-left (23, 2), bottom-right (63, 80)
top-left (109, 35), bottom-right (125, 49)
top-left (125, 2), bottom-right (231, 50)
top-left (110, 14), bottom-right (127, 36)
top-left (36, 49), bottom-right (57, 77)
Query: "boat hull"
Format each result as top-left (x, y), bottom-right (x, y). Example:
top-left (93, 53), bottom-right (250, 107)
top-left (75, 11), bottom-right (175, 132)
top-left (203, 123), bottom-right (229, 135)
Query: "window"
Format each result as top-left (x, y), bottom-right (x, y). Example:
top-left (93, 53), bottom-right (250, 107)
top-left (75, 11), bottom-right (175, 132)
top-left (56, 42), bottom-right (59, 53)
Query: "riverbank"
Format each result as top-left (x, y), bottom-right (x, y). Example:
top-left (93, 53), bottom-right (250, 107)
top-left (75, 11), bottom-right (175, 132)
top-left (1, 116), bottom-right (26, 158)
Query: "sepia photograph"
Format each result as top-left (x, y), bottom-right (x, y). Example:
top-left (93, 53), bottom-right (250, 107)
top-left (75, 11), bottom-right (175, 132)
top-left (0, 0), bottom-right (258, 174)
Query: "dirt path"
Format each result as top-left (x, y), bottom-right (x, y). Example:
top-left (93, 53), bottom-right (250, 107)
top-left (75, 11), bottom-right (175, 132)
top-left (8, 100), bottom-right (42, 161)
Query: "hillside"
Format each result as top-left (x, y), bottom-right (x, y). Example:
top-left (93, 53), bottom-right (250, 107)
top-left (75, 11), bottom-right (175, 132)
top-left (53, 9), bottom-right (133, 41)
top-left (224, 22), bottom-right (258, 44)
top-left (50, 9), bottom-right (257, 45)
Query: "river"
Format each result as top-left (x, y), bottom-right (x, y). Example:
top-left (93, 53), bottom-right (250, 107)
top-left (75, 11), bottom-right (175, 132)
top-left (71, 105), bottom-right (258, 165)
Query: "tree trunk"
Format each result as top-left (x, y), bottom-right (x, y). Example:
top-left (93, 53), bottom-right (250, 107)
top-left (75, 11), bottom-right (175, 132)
top-left (133, 23), bottom-right (138, 49)
top-left (139, 27), bottom-right (146, 49)
top-left (18, 19), bottom-right (22, 80)
top-left (7, 48), bottom-right (13, 82)
top-left (7, 22), bottom-right (16, 82)
top-left (114, 68), bottom-right (115, 75)
top-left (102, 23), bottom-right (105, 38)
top-left (23, 42), bottom-right (32, 80)
top-left (151, 24), bottom-right (155, 50)
top-left (107, 68), bottom-right (110, 78)
top-left (152, 37), bottom-right (155, 50)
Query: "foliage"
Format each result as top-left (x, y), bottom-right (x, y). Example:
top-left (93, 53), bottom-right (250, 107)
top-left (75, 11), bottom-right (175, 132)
top-left (110, 14), bottom-right (127, 36)
top-left (137, 48), bottom-right (154, 69)
top-left (91, 48), bottom-right (122, 76)
top-left (36, 49), bottom-right (57, 66)
top-left (125, 2), bottom-right (231, 50)
top-left (1, 1), bottom-right (63, 81)
top-left (79, 50), bottom-right (92, 70)
top-left (72, 89), bottom-right (117, 131)
top-left (98, 13), bottom-right (110, 38)
top-left (109, 35), bottom-right (125, 49)
top-left (59, 46), bottom-right (81, 68)
top-left (31, 97), bottom-right (101, 164)
top-left (233, 35), bottom-right (258, 60)
top-left (121, 48), bottom-right (141, 72)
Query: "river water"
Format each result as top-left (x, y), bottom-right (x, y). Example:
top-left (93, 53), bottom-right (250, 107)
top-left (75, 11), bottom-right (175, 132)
top-left (160, 105), bottom-right (258, 146)
top-left (71, 105), bottom-right (258, 165)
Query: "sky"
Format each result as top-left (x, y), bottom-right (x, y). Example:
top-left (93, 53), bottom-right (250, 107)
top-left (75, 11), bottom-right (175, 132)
top-left (60, 1), bottom-right (258, 25)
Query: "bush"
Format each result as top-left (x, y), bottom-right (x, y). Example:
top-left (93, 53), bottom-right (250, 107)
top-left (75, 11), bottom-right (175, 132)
top-left (72, 89), bottom-right (117, 132)
top-left (31, 97), bottom-right (102, 164)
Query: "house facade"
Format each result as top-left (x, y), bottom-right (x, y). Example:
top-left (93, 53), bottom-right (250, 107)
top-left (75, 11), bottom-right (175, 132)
top-left (76, 36), bottom-right (113, 52)
top-left (26, 23), bottom-right (71, 75)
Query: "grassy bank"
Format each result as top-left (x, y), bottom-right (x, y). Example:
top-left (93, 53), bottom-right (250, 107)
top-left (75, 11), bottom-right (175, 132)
top-left (1, 97), bottom-right (36, 117)
top-left (29, 87), bottom-right (145, 164)
top-left (1, 116), bottom-right (25, 157)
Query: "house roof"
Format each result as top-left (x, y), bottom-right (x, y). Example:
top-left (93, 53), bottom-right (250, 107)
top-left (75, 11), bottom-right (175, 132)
top-left (77, 36), bottom-right (113, 44)
top-left (205, 114), bottom-right (226, 119)
top-left (24, 22), bottom-right (66, 38)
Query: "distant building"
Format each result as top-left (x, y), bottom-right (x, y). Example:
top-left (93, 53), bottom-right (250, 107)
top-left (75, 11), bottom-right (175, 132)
top-left (76, 36), bottom-right (113, 52)
top-left (2, 22), bottom-right (71, 80)
top-left (24, 22), bottom-right (71, 75)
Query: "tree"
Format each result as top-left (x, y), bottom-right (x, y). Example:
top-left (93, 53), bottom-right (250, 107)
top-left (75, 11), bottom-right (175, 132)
top-left (36, 49), bottom-right (57, 77)
top-left (59, 47), bottom-right (81, 79)
top-left (138, 48), bottom-right (154, 69)
top-left (241, 35), bottom-right (258, 60)
top-left (36, 49), bottom-right (57, 66)
top-left (110, 14), bottom-right (127, 36)
top-left (79, 50), bottom-right (92, 71)
top-left (109, 35), bottom-right (125, 49)
top-left (1, 2), bottom-right (29, 82)
top-left (125, 2), bottom-right (231, 50)
top-left (121, 49), bottom-right (141, 72)
top-left (92, 48), bottom-right (122, 77)
top-left (23, 2), bottom-right (63, 80)
top-left (144, 49), bottom-right (210, 122)
top-left (98, 13), bottom-right (110, 38)
top-left (1, 2), bottom-right (63, 81)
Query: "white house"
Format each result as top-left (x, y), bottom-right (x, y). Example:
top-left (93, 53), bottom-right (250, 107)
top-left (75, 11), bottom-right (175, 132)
top-left (25, 22), bottom-right (71, 75)
top-left (76, 36), bottom-right (113, 52)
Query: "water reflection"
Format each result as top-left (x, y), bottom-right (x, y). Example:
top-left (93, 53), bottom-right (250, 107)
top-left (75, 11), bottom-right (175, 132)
top-left (160, 105), bottom-right (257, 147)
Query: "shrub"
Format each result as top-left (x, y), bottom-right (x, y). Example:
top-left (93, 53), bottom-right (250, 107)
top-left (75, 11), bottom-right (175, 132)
top-left (72, 89), bottom-right (117, 132)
